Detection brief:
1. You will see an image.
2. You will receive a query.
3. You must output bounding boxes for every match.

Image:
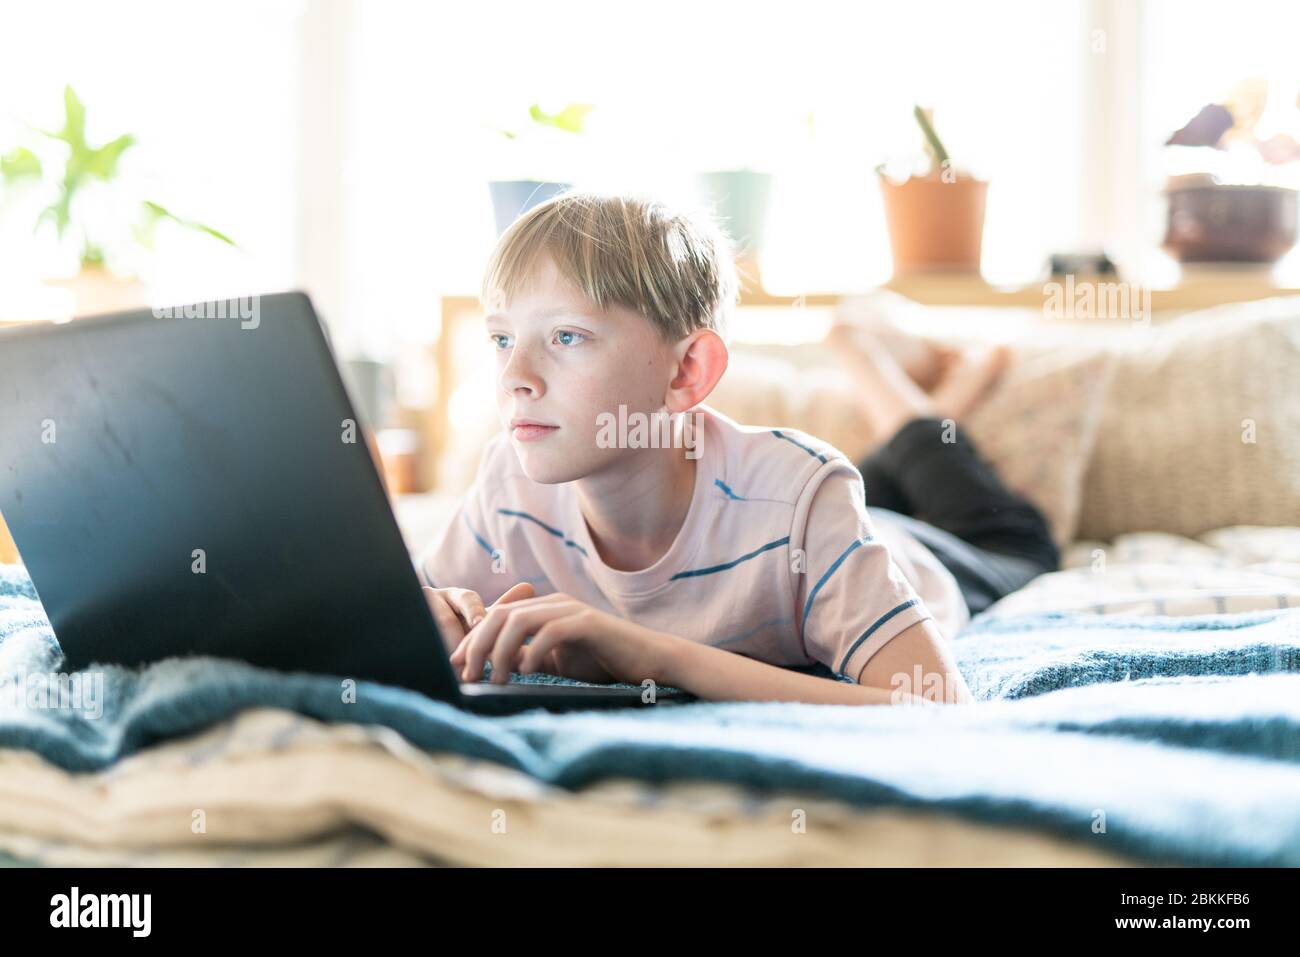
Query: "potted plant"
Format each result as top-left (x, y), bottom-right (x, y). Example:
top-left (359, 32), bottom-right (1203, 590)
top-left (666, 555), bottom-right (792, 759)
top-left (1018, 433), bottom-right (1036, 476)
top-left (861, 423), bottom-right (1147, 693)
top-left (0, 85), bottom-right (233, 317)
top-left (1161, 83), bottom-right (1299, 264)
top-left (877, 105), bottom-right (988, 275)
top-left (487, 103), bottom-right (593, 236)
top-left (695, 167), bottom-right (774, 293)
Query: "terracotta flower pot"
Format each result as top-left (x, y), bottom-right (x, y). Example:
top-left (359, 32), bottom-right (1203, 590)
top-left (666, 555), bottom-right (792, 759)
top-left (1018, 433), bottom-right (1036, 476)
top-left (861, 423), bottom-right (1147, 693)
top-left (43, 265), bottom-right (147, 318)
top-left (879, 173), bottom-right (988, 274)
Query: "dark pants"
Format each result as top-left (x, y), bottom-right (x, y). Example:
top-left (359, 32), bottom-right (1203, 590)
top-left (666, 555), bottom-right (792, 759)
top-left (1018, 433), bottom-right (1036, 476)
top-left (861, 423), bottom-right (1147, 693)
top-left (857, 417), bottom-right (1059, 616)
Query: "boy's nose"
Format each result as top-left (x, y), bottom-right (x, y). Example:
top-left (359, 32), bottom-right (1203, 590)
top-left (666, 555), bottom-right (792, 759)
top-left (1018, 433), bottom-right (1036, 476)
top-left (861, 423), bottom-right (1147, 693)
top-left (500, 345), bottom-right (545, 397)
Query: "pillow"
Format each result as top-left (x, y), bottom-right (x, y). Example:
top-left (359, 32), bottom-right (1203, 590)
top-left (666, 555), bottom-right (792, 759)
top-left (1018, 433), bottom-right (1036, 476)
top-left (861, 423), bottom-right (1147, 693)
top-left (1076, 298), bottom-right (1300, 541)
top-left (961, 348), bottom-right (1114, 548)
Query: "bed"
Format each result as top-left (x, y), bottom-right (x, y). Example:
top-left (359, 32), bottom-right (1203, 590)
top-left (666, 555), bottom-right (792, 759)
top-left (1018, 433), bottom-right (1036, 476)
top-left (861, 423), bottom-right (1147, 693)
top-left (1, 295), bottom-right (1298, 867)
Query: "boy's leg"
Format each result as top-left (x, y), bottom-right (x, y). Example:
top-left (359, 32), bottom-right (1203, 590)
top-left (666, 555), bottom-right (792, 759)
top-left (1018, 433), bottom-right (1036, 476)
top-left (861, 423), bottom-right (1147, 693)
top-left (867, 506), bottom-right (1049, 616)
top-left (856, 451), bottom-right (913, 515)
top-left (864, 416), bottom-right (1059, 613)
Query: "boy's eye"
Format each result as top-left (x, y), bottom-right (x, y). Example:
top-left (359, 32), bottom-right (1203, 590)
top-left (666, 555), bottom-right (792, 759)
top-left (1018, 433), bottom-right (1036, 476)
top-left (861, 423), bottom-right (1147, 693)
top-left (490, 333), bottom-right (512, 350)
top-left (554, 330), bottom-right (587, 346)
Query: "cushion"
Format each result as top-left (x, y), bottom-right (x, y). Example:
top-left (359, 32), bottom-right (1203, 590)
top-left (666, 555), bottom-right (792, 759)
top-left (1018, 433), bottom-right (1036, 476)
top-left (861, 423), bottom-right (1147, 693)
top-left (961, 348), bottom-right (1114, 548)
top-left (1076, 297), bottom-right (1300, 541)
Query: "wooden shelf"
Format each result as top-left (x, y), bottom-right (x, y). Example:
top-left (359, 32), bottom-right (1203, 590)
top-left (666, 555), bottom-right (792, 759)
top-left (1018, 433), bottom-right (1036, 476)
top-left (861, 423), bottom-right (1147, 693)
top-left (880, 270), bottom-right (1300, 312)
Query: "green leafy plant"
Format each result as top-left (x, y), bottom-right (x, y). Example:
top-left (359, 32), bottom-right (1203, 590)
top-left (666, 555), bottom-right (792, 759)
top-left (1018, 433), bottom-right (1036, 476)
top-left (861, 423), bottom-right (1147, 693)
top-left (0, 85), bottom-right (234, 270)
top-left (912, 104), bottom-right (950, 171)
top-left (875, 104), bottom-right (956, 180)
top-left (496, 102), bottom-right (594, 139)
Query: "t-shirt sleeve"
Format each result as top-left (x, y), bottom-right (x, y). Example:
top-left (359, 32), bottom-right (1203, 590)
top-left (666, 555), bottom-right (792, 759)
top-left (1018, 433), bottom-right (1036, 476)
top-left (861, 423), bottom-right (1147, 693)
top-left (790, 459), bottom-right (933, 683)
top-left (414, 440), bottom-right (513, 604)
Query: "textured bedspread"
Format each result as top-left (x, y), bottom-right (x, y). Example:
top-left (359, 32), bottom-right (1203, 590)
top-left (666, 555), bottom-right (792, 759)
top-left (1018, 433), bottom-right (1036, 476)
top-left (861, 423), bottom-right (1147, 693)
top-left (2, 553), bottom-right (1299, 866)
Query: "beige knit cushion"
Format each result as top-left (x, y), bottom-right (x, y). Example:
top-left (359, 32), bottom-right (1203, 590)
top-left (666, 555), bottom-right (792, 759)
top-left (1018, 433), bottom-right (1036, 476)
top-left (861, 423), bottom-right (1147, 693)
top-left (1076, 298), bottom-right (1300, 541)
top-left (962, 348), bottom-right (1114, 548)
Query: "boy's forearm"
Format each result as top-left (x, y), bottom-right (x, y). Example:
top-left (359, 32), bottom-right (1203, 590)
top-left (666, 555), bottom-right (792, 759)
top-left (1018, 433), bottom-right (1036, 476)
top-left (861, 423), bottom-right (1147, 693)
top-left (657, 636), bottom-right (925, 706)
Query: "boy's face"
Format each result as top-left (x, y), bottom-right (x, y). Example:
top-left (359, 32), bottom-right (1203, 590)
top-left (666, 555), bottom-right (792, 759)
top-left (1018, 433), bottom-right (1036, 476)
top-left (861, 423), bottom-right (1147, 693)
top-left (485, 255), bottom-right (682, 484)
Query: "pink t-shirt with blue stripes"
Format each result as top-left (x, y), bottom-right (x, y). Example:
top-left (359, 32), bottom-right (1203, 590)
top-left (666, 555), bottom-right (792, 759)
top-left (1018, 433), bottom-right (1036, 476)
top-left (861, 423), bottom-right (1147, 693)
top-left (418, 405), bottom-right (968, 684)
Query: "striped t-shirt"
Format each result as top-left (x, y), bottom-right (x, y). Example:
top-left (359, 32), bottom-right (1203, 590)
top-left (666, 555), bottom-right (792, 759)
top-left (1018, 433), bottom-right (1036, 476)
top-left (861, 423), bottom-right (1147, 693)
top-left (417, 404), bottom-right (968, 684)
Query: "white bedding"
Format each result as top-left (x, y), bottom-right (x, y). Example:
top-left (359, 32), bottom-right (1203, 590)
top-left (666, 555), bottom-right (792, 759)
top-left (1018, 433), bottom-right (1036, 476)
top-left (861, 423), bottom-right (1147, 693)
top-left (981, 526), bottom-right (1300, 621)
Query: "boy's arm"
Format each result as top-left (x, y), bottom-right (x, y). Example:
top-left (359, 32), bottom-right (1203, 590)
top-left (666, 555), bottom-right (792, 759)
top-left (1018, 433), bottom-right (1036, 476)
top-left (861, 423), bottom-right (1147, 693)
top-left (855, 617), bottom-right (973, 703)
top-left (658, 618), bottom-right (969, 705)
top-left (785, 459), bottom-right (974, 704)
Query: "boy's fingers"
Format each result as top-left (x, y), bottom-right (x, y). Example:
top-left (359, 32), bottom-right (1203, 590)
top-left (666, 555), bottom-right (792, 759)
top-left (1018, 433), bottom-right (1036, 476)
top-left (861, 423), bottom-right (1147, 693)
top-left (459, 610), bottom-right (501, 681)
top-left (423, 589), bottom-right (466, 654)
top-left (490, 582), bottom-right (536, 607)
top-left (516, 616), bottom-right (582, 674)
top-left (449, 633), bottom-right (471, 667)
top-left (488, 604), bottom-right (569, 683)
top-left (458, 584), bottom-right (538, 681)
top-left (446, 588), bottom-right (487, 628)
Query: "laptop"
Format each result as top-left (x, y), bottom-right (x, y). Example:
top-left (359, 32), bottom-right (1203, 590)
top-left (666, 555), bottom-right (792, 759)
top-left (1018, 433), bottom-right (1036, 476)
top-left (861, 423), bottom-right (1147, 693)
top-left (0, 291), bottom-right (695, 715)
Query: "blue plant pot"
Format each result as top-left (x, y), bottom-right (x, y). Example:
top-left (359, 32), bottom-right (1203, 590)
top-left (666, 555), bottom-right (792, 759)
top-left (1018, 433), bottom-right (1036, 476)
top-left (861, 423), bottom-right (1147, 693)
top-left (489, 180), bottom-right (572, 236)
top-left (695, 170), bottom-right (774, 255)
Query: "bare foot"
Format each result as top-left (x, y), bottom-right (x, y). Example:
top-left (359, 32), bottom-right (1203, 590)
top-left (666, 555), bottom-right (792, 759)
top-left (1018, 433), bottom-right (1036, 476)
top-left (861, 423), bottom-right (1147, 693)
top-left (928, 344), bottom-right (1013, 421)
top-left (829, 299), bottom-right (953, 391)
top-left (825, 328), bottom-right (937, 439)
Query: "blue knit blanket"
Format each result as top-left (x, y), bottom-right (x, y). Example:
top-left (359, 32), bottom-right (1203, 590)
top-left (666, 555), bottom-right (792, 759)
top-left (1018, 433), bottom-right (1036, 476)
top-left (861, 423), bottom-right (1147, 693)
top-left (2, 563), bottom-right (1299, 866)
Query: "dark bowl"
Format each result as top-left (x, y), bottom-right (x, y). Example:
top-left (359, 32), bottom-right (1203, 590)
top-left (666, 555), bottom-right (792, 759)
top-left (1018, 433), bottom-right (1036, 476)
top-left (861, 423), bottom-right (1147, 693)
top-left (1163, 184), bottom-right (1298, 264)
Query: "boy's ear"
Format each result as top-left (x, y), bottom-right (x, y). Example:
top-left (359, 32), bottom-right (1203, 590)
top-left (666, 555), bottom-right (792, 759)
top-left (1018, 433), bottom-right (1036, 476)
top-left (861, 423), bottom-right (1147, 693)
top-left (665, 329), bottom-right (728, 413)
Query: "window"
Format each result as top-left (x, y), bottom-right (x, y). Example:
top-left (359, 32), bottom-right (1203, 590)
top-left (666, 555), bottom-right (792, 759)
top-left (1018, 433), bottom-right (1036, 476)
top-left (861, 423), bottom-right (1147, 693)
top-left (0, 0), bottom-right (302, 320)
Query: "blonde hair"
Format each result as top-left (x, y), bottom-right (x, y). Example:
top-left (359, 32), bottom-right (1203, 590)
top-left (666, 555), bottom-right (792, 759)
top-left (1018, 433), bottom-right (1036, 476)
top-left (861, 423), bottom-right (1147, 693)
top-left (481, 191), bottom-right (738, 342)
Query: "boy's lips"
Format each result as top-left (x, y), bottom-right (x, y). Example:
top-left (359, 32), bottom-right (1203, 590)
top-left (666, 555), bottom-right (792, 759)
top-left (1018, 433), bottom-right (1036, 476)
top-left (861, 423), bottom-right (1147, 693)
top-left (510, 420), bottom-right (559, 442)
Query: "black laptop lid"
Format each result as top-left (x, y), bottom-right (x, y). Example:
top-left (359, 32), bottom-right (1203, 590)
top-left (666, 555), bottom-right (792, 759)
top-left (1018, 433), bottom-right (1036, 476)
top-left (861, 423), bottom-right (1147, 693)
top-left (0, 291), bottom-right (456, 701)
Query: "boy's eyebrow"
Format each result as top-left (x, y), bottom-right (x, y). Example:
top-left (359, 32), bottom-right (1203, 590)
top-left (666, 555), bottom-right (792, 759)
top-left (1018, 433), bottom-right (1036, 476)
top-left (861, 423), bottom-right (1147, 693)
top-left (533, 305), bottom-right (605, 322)
top-left (485, 306), bottom-right (605, 324)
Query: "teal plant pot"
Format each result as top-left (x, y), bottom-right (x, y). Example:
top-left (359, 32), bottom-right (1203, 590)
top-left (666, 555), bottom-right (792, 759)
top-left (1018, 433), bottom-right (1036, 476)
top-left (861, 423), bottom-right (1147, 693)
top-left (695, 170), bottom-right (774, 255)
top-left (489, 180), bottom-right (572, 236)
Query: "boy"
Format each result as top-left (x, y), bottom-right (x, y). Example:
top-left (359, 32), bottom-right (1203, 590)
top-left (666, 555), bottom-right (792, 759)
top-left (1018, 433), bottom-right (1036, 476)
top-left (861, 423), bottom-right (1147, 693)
top-left (418, 192), bottom-right (975, 706)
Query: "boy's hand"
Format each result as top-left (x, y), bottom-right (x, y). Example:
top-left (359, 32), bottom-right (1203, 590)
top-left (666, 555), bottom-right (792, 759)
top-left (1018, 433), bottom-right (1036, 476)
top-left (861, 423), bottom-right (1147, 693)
top-left (423, 582), bottom-right (533, 655)
top-left (450, 591), bottom-right (677, 687)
